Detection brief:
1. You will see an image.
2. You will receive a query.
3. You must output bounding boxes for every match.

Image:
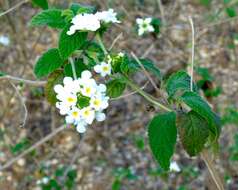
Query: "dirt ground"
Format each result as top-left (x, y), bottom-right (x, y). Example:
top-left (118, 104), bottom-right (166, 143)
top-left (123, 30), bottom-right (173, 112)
top-left (0, 0), bottom-right (238, 189)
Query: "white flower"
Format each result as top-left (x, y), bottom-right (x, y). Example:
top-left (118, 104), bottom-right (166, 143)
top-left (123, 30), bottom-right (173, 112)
top-left (90, 95), bottom-right (109, 111)
top-left (95, 112), bottom-right (106, 121)
top-left (94, 62), bottom-right (112, 77)
top-left (170, 161), bottom-right (181, 172)
top-left (136, 18), bottom-right (154, 36)
top-left (76, 121), bottom-right (87, 133)
top-left (67, 13), bottom-right (101, 35)
top-left (0, 35), bottom-right (10, 46)
top-left (81, 82), bottom-right (97, 97)
top-left (96, 9), bottom-right (120, 23)
top-left (80, 107), bottom-right (95, 124)
top-left (56, 103), bottom-right (70, 115)
top-left (41, 177), bottom-right (49, 184)
top-left (65, 107), bottom-right (81, 124)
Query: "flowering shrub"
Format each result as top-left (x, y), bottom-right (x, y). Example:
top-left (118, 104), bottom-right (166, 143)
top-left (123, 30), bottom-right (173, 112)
top-left (29, 2), bottom-right (221, 172)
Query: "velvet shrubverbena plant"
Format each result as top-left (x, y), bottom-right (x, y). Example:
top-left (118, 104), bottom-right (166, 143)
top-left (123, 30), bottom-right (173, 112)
top-left (29, 2), bottom-right (221, 173)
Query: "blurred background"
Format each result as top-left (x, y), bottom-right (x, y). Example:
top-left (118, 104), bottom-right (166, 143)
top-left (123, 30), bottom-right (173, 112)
top-left (0, 0), bottom-right (238, 189)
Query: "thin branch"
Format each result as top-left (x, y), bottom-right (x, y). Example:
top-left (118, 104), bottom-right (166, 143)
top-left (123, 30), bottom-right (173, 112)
top-left (131, 52), bottom-right (161, 94)
top-left (188, 17), bottom-right (195, 91)
top-left (156, 0), bottom-right (166, 25)
top-left (69, 57), bottom-right (77, 80)
top-left (142, 44), bottom-right (155, 58)
top-left (10, 82), bottom-right (28, 127)
top-left (0, 75), bottom-right (46, 86)
top-left (0, 0), bottom-right (29, 18)
top-left (0, 125), bottom-right (66, 171)
top-left (109, 33), bottom-right (123, 51)
top-left (201, 150), bottom-right (224, 190)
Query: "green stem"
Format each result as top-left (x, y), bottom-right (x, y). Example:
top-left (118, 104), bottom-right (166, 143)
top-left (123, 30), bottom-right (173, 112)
top-left (96, 33), bottom-right (108, 55)
top-left (69, 57), bottom-right (77, 80)
top-left (123, 76), bottom-right (172, 112)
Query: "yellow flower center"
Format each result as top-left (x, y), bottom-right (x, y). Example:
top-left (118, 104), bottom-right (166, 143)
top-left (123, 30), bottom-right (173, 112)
top-left (85, 87), bottom-right (91, 94)
top-left (102, 66), bottom-right (109, 72)
top-left (93, 99), bottom-right (101, 107)
top-left (67, 97), bottom-right (74, 103)
top-left (72, 111), bottom-right (78, 118)
top-left (83, 110), bottom-right (90, 117)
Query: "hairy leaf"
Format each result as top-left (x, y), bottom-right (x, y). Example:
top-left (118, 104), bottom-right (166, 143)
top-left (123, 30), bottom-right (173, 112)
top-left (148, 112), bottom-right (177, 170)
top-left (106, 79), bottom-right (126, 98)
top-left (30, 9), bottom-right (66, 29)
top-left (166, 70), bottom-right (197, 98)
top-left (177, 111), bottom-right (209, 156)
top-left (34, 48), bottom-right (64, 78)
top-left (59, 25), bottom-right (87, 59)
top-left (180, 91), bottom-right (221, 141)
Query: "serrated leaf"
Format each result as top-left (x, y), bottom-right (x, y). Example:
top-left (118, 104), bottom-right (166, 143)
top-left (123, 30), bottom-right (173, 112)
top-left (34, 48), bottom-right (64, 78)
top-left (32, 0), bottom-right (48, 9)
top-left (64, 58), bottom-right (88, 78)
top-left (180, 91), bottom-right (221, 141)
top-left (45, 70), bottom-right (64, 105)
top-left (59, 25), bottom-right (87, 59)
top-left (70, 3), bottom-right (95, 14)
top-left (177, 111), bottom-right (209, 156)
top-left (30, 9), bottom-right (66, 29)
top-left (166, 70), bottom-right (197, 98)
top-left (106, 79), bottom-right (126, 98)
top-left (148, 112), bottom-right (177, 170)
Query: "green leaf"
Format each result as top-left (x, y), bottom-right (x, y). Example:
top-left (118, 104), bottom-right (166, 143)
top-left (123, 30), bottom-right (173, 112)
top-left (10, 138), bottom-right (31, 155)
top-left (45, 70), bottom-right (64, 105)
top-left (64, 58), bottom-right (88, 78)
top-left (148, 112), bottom-right (177, 170)
top-left (177, 111), bottom-right (210, 156)
top-left (132, 58), bottom-right (161, 79)
top-left (84, 41), bottom-right (104, 62)
top-left (30, 9), bottom-right (66, 29)
top-left (180, 91), bottom-right (221, 141)
top-left (106, 79), bottom-right (126, 98)
top-left (59, 25), bottom-right (88, 59)
top-left (200, 0), bottom-right (212, 6)
top-left (61, 9), bottom-right (74, 23)
top-left (151, 18), bottom-right (161, 34)
top-left (34, 48), bottom-right (64, 78)
top-left (121, 57), bottom-right (161, 78)
top-left (166, 70), bottom-right (197, 98)
top-left (0, 71), bottom-right (6, 77)
top-left (70, 3), bottom-right (95, 14)
top-left (226, 7), bottom-right (236, 17)
top-left (32, 0), bottom-right (48, 10)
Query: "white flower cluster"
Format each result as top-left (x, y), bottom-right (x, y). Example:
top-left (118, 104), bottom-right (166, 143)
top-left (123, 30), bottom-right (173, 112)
top-left (67, 9), bottom-right (120, 35)
top-left (54, 70), bottom-right (109, 133)
top-left (136, 18), bottom-right (155, 36)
